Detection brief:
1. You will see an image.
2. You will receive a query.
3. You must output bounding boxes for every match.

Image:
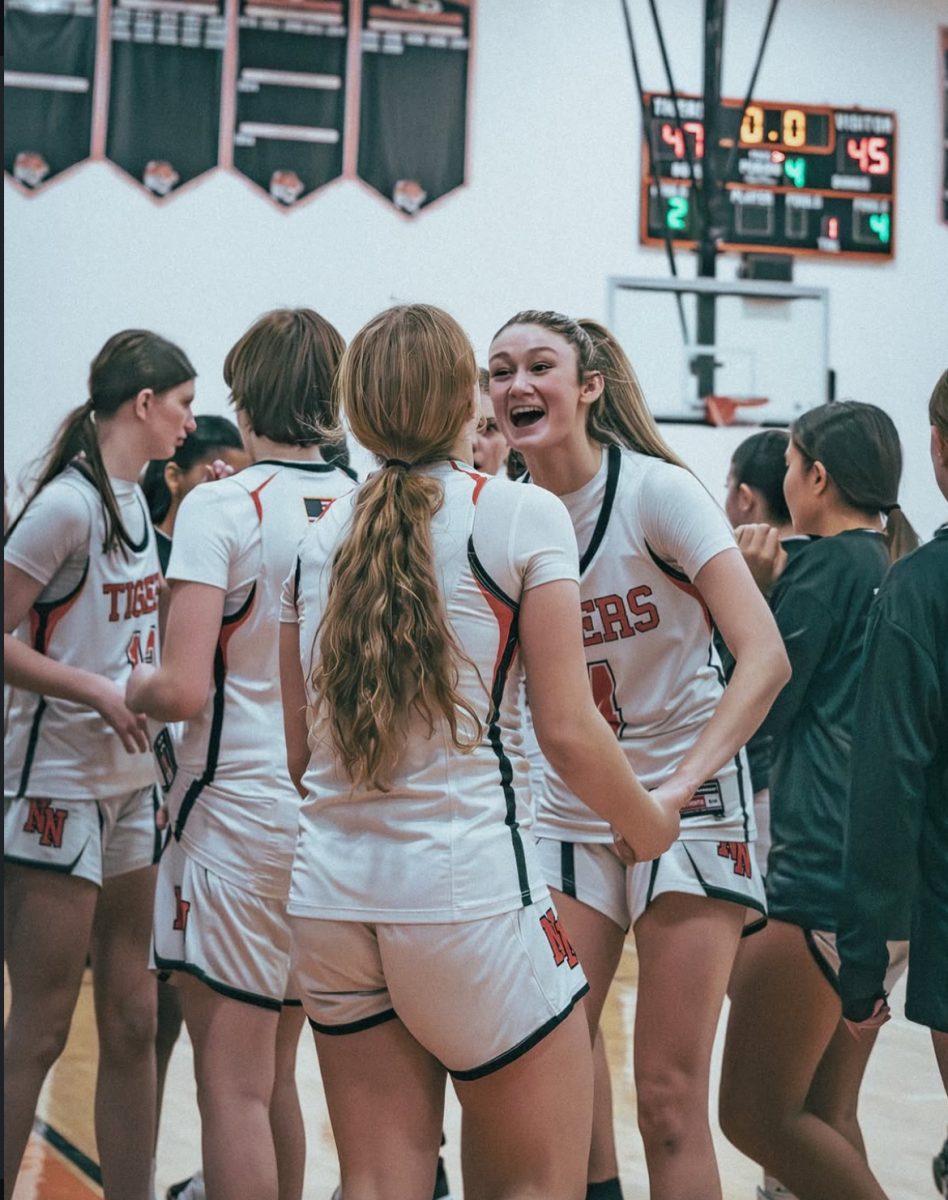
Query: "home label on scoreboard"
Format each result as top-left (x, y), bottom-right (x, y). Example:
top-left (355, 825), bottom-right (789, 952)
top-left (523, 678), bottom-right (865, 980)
top-left (640, 93), bottom-right (896, 260)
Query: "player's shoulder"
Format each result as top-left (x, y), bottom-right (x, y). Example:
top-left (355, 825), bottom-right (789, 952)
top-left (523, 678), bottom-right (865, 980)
top-left (481, 473), bottom-right (571, 525)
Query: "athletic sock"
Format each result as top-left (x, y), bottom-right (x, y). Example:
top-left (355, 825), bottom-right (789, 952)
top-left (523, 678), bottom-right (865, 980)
top-left (586, 1180), bottom-right (624, 1200)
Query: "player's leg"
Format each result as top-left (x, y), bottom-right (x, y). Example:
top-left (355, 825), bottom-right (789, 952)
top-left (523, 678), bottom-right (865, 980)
top-left (314, 1018), bottom-right (447, 1200)
top-left (155, 977), bottom-right (184, 1147)
top-left (720, 918), bottom-right (888, 1200)
top-left (179, 973), bottom-right (281, 1200)
top-left (3, 863), bottom-right (97, 1196)
top-left (551, 891), bottom-right (625, 1171)
top-left (271, 1002), bottom-right (306, 1200)
top-left (455, 1003), bottom-right (594, 1200)
top-left (803, 1018), bottom-right (878, 1157)
top-left (90, 863), bottom-right (159, 1200)
top-left (632, 891), bottom-right (743, 1200)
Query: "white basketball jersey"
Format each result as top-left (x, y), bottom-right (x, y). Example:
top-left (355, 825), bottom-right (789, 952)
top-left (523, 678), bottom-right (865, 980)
top-left (535, 444), bottom-right (755, 843)
top-left (166, 458), bottom-right (356, 899)
top-left (285, 460), bottom-right (580, 923)
top-left (4, 467), bottom-right (161, 798)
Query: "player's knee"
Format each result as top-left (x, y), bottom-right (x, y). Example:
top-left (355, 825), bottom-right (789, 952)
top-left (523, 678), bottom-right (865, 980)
top-left (96, 993), bottom-right (158, 1062)
top-left (8, 1003), bottom-right (73, 1074)
top-left (634, 1066), bottom-right (697, 1155)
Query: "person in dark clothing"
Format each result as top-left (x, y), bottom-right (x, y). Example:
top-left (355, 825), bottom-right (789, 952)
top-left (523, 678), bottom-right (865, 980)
top-left (719, 401), bottom-right (920, 1200)
top-left (837, 370), bottom-right (948, 1195)
top-left (142, 414), bottom-right (248, 574)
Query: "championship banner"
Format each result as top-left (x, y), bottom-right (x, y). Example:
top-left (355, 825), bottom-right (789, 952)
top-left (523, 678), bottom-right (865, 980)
top-left (4, 0), bottom-right (98, 192)
top-left (356, 0), bottom-right (472, 215)
top-left (106, 0), bottom-right (226, 198)
top-left (233, 0), bottom-right (348, 207)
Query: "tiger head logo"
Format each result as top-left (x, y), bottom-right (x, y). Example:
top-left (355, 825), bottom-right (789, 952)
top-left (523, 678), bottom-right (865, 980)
top-left (393, 178), bottom-right (427, 215)
top-left (143, 160), bottom-right (180, 196)
top-left (13, 151), bottom-right (50, 188)
top-left (270, 169), bottom-right (305, 206)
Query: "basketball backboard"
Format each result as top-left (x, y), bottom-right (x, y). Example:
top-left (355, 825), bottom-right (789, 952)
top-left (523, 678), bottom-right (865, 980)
top-left (606, 276), bottom-right (830, 426)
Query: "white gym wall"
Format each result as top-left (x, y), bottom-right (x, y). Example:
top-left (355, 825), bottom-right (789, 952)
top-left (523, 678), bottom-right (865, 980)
top-left (5, 0), bottom-right (947, 532)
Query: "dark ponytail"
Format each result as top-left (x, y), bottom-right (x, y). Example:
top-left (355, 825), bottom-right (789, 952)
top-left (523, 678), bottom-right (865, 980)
top-left (791, 401), bottom-right (919, 563)
top-left (8, 330), bottom-right (196, 554)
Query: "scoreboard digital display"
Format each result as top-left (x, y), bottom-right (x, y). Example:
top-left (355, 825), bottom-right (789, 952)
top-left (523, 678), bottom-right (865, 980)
top-left (640, 93), bottom-right (896, 260)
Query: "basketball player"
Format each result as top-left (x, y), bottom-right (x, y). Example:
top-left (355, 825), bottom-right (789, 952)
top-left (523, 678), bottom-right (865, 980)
top-left (487, 312), bottom-right (790, 1200)
top-left (720, 401), bottom-right (919, 1200)
top-left (142, 413), bottom-right (248, 572)
top-left (281, 303), bottom-right (681, 1200)
top-left (126, 309), bottom-right (356, 1200)
top-left (4, 330), bottom-right (197, 1200)
top-left (472, 367), bottom-right (510, 477)
top-left (140, 413), bottom-right (247, 1200)
top-left (836, 371), bottom-right (948, 1195)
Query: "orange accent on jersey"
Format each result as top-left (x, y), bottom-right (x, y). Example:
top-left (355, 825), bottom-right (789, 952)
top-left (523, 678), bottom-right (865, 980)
top-left (663, 572), bottom-right (712, 634)
top-left (249, 472), bottom-right (279, 521)
top-left (31, 578), bottom-right (88, 653)
top-left (449, 459), bottom-right (489, 504)
top-left (172, 885), bottom-right (191, 931)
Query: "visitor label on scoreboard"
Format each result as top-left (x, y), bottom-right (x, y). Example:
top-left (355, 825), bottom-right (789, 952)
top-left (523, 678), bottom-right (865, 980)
top-left (639, 94), bottom-right (896, 259)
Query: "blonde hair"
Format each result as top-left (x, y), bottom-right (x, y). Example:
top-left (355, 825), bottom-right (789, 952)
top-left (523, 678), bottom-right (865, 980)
top-left (491, 310), bottom-right (686, 468)
top-left (310, 304), bottom-right (482, 790)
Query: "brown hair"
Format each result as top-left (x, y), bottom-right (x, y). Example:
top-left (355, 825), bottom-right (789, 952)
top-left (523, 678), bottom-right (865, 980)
top-left (310, 303), bottom-right (482, 790)
top-left (791, 401), bottom-right (919, 563)
top-left (491, 310), bottom-right (687, 468)
top-left (8, 330), bottom-right (196, 554)
top-left (224, 308), bottom-right (344, 447)
top-left (929, 368), bottom-right (948, 438)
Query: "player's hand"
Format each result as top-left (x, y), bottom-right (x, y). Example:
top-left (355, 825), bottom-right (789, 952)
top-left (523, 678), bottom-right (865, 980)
top-left (611, 778), bottom-right (684, 865)
top-left (90, 677), bottom-right (150, 754)
top-left (842, 996), bottom-right (891, 1039)
top-left (203, 458), bottom-right (235, 483)
top-left (735, 523), bottom-right (788, 594)
top-left (155, 802), bottom-right (169, 832)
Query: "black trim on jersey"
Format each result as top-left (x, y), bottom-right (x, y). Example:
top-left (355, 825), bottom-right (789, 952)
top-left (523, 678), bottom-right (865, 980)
top-left (15, 699), bottom-right (48, 799)
top-left (449, 982), bottom-right (590, 1081)
top-left (293, 555), bottom-right (302, 606)
top-left (803, 930), bottom-right (841, 995)
top-left (254, 458), bottom-right (357, 481)
top-left (152, 952), bottom-right (283, 1011)
top-left (560, 843), bottom-right (577, 899)
top-left (579, 443), bottom-right (621, 575)
top-left (742, 914), bottom-right (768, 938)
top-left (15, 562), bottom-right (92, 797)
top-left (173, 585), bottom-right (256, 841)
top-left (72, 461), bottom-right (152, 553)
top-left (707, 639), bottom-right (726, 691)
top-left (644, 539), bottom-right (690, 583)
top-left (734, 753), bottom-right (751, 844)
top-left (151, 786), bottom-right (162, 864)
top-left (467, 539), bottom-right (532, 906)
top-left (308, 1007), bottom-right (398, 1036)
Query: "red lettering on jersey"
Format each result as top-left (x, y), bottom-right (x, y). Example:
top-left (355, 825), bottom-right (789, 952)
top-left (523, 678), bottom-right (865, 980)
top-left (103, 575), bottom-right (161, 621)
top-left (580, 599), bottom-right (604, 647)
top-left (22, 798), bottom-right (69, 849)
top-left (127, 626), bottom-right (157, 668)
top-left (627, 584), bottom-right (660, 632)
top-left (172, 886), bottom-right (191, 932)
top-left (539, 908), bottom-right (579, 968)
top-left (102, 582), bottom-right (125, 622)
top-left (717, 841), bottom-right (753, 878)
top-left (594, 594), bottom-right (635, 642)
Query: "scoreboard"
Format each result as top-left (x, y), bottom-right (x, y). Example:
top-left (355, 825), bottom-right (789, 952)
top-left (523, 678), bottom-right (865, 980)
top-left (640, 93), bottom-right (896, 260)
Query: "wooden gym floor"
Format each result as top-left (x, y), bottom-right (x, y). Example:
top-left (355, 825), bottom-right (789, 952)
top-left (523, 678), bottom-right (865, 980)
top-left (6, 943), bottom-right (945, 1199)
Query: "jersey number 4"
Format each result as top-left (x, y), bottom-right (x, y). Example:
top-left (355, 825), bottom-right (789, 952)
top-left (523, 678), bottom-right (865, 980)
top-left (588, 660), bottom-right (625, 737)
top-left (126, 626), bottom-right (157, 668)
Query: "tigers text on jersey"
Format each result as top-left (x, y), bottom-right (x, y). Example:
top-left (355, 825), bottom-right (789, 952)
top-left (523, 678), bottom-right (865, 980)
top-left (534, 444), bottom-right (753, 843)
top-left (283, 460), bottom-right (580, 924)
top-left (4, 467), bottom-right (160, 798)
top-left (166, 458), bottom-right (356, 899)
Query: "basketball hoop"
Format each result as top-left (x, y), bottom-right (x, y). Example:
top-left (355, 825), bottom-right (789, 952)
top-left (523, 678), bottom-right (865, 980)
top-left (703, 394), bottom-right (769, 427)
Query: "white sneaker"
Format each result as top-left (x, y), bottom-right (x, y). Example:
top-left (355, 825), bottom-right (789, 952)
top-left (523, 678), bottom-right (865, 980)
top-left (166, 1172), bottom-right (206, 1200)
